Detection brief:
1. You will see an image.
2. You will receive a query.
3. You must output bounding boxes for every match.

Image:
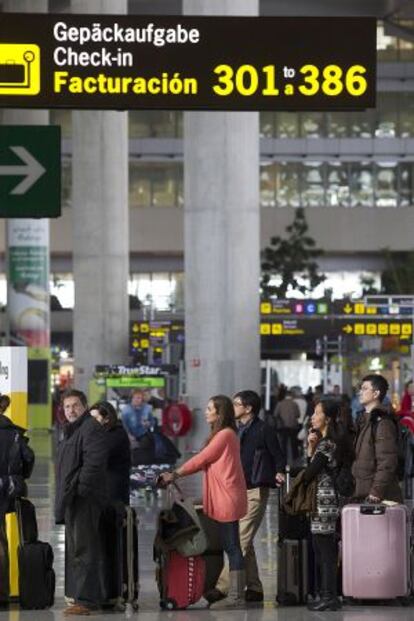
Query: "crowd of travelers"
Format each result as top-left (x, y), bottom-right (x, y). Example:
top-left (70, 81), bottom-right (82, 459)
top-left (0, 373), bottom-right (406, 613)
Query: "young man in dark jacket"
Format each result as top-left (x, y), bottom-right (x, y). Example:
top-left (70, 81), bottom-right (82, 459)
top-left (55, 389), bottom-right (109, 616)
top-left (353, 374), bottom-right (402, 503)
top-left (0, 394), bottom-right (34, 606)
top-left (206, 390), bottom-right (285, 604)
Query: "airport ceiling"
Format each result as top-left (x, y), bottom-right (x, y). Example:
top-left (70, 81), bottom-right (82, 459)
top-left (36, 1), bottom-right (414, 19)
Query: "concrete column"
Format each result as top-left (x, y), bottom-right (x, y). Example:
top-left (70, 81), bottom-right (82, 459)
top-left (183, 0), bottom-right (260, 447)
top-left (71, 0), bottom-right (129, 393)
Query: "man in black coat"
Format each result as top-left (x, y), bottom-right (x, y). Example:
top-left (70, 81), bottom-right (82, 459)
top-left (55, 389), bottom-right (108, 616)
top-left (0, 394), bottom-right (34, 606)
top-left (206, 390), bottom-right (285, 604)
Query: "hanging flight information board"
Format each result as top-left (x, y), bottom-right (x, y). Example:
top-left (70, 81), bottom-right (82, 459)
top-left (0, 14), bottom-right (376, 110)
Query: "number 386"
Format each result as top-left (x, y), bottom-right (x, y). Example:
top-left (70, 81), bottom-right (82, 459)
top-left (299, 64), bottom-right (367, 97)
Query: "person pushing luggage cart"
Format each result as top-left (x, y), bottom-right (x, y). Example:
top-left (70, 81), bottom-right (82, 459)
top-left (159, 394), bottom-right (248, 610)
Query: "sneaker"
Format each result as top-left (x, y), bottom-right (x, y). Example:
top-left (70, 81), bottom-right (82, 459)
top-left (245, 590), bottom-right (264, 602)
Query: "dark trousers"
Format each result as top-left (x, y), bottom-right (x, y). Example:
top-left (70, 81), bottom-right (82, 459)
top-left (278, 428), bottom-right (299, 464)
top-left (312, 533), bottom-right (338, 598)
top-left (217, 520), bottom-right (244, 572)
top-left (65, 496), bottom-right (107, 608)
top-left (0, 514), bottom-right (9, 602)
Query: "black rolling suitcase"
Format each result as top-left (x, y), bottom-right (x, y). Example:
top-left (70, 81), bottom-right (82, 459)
top-left (107, 503), bottom-right (139, 611)
top-left (276, 468), bottom-right (312, 605)
top-left (16, 498), bottom-right (55, 609)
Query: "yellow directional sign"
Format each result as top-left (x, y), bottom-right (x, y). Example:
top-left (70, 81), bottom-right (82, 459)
top-left (132, 323), bottom-right (139, 333)
top-left (354, 303), bottom-right (365, 314)
top-left (260, 302), bottom-right (272, 315)
top-left (343, 304), bottom-right (353, 314)
top-left (0, 44), bottom-right (40, 96)
top-left (342, 324), bottom-right (353, 334)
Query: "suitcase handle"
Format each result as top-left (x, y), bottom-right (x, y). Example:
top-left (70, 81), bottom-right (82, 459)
top-left (360, 504), bottom-right (385, 515)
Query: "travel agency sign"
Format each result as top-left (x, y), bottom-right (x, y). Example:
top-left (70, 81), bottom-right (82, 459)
top-left (0, 13), bottom-right (376, 111)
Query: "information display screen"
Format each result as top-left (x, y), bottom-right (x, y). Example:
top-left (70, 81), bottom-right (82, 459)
top-left (0, 14), bottom-right (376, 110)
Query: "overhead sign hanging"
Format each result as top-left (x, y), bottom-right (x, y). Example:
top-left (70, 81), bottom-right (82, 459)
top-left (0, 14), bottom-right (376, 111)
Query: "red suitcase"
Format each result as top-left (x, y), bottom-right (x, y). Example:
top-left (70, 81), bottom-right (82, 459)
top-left (157, 550), bottom-right (206, 610)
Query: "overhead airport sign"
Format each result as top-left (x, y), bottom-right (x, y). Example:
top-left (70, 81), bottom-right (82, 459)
top-left (0, 14), bottom-right (376, 111)
top-left (0, 126), bottom-right (61, 218)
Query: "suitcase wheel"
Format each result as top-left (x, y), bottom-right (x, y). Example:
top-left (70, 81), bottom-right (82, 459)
top-left (163, 598), bottom-right (177, 610)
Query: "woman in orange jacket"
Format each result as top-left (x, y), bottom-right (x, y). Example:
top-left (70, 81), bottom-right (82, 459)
top-left (160, 395), bottom-right (247, 609)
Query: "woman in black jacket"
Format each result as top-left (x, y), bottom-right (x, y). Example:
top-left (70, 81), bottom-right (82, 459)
top-left (90, 401), bottom-right (131, 505)
top-left (304, 398), bottom-right (354, 612)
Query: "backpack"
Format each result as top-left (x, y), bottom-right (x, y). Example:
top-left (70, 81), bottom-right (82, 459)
top-left (371, 412), bottom-right (405, 481)
top-left (333, 463), bottom-right (355, 498)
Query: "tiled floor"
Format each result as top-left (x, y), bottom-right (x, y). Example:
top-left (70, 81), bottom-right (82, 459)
top-left (1, 432), bottom-right (411, 620)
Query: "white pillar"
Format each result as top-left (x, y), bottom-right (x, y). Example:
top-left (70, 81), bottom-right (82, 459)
top-left (183, 0), bottom-right (260, 448)
top-left (71, 0), bottom-right (129, 393)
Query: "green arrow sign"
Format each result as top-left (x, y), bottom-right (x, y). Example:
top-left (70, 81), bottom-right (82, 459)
top-left (0, 126), bottom-right (61, 218)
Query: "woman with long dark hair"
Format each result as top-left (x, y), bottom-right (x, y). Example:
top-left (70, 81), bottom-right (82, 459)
top-left (304, 398), bottom-right (354, 612)
top-left (160, 395), bottom-right (247, 610)
top-left (89, 401), bottom-right (131, 505)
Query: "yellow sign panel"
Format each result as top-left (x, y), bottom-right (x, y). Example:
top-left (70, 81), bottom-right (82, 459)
top-left (0, 44), bottom-right (40, 95)
top-left (366, 306), bottom-right (377, 315)
top-left (354, 303), bottom-right (365, 314)
top-left (366, 323), bottom-right (377, 335)
top-left (261, 302), bottom-right (272, 314)
top-left (390, 323), bottom-right (401, 335)
top-left (402, 324), bottom-right (412, 336)
top-left (378, 324), bottom-right (389, 335)
top-left (140, 339), bottom-right (149, 348)
top-left (260, 323), bottom-right (271, 335)
top-left (272, 323), bottom-right (282, 335)
top-left (354, 323), bottom-right (365, 335)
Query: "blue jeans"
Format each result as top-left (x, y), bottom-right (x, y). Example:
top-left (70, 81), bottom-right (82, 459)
top-left (217, 520), bottom-right (244, 571)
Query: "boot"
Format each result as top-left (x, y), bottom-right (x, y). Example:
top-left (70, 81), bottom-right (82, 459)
top-left (209, 570), bottom-right (246, 610)
top-left (307, 561), bottom-right (341, 612)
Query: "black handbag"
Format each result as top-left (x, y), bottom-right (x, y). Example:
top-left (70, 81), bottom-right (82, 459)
top-left (251, 447), bottom-right (276, 488)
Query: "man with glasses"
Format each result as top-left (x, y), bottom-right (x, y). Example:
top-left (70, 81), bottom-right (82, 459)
top-left (353, 374), bottom-right (402, 503)
top-left (205, 390), bottom-right (285, 604)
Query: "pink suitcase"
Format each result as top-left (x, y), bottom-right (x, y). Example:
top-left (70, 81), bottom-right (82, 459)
top-left (342, 504), bottom-right (409, 599)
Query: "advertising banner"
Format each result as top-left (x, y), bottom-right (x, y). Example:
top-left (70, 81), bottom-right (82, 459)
top-left (7, 219), bottom-right (50, 347)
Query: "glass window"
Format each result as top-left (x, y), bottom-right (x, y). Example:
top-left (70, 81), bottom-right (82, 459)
top-left (399, 163), bottom-right (413, 207)
top-left (50, 110), bottom-right (72, 138)
top-left (348, 109), bottom-right (375, 138)
top-left (327, 112), bottom-right (348, 138)
top-left (129, 273), bottom-right (179, 311)
top-left (276, 162), bottom-right (300, 207)
top-left (375, 162), bottom-right (398, 208)
top-left (130, 162), bottom-right (151, 207)
top-left (376, 92), bottom-right (398, 138)
top-left (260, 112), bottom-right (275, 137)
top-left (152, 164), bottom-right (179, 207)
top-left (275, 112), bottom-right (299, 138)
top-left (260, 163), bottom-right (276, 207)
top-left (326, 162), bottom-right (350, 207)
top-left (50, 274), bottom-right (74, 309)
top-left (399, 23), bottom-right (414, 61)
top-left (350, 162), bottom-right (374, 207)
top-left (400, 92), bottom-right (414, 137)
top-left (301, 162), bottom-right (325, 207)
top-left (377, 22), bottom-right (398, 61)
top-left (129, 111), bottom-right (181, 138)
top-left (129, 162), bottom-right (182, 208)
top-left (300, 112), bottom-right (325, 138)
